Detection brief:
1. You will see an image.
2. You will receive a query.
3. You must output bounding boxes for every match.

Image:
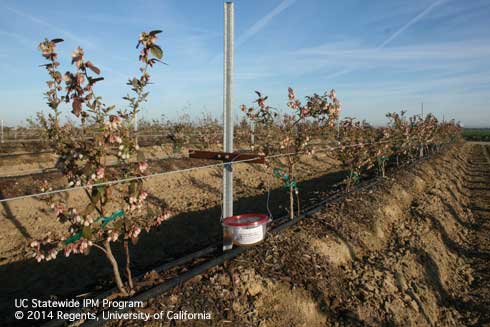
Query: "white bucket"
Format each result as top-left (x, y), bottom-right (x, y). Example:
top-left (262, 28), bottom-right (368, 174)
top-left (223, 214), bottom-right (271, 246)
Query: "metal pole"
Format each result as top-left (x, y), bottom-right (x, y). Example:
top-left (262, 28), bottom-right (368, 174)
top-left (223, 2), bottom-right (234, 250)
top-left (1, 120), bottom-right (3, 144)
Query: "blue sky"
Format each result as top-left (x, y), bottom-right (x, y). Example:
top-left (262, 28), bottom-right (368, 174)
top-left (0, 0), bottom-right (489, 127)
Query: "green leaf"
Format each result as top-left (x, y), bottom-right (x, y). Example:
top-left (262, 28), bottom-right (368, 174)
top-left (150, 58), bottom-right (167, 65)
top-left (131, 78), bottom-right (140, 88)
top-left (82, 226), bottom-right (92, 239)
top-left (64, 232), bottom-right (82, 245)
top-left (113, 220), bottom-right (123, 231)
top-left (88, 77), bottom-right (104, 85)
top-left (85, 61), bottom-right (101, 75)
top-left (129, 181), bottom-right (136, 195)
top-left (150, 45), bottom-right (163, 59)
top-left (51, 38), bottom-right (64, 43)
top-left (72, 98), bottom-right (82, 117)
top-left (96, 186), bottom-right (106, 197)
top-left (149, 30), bottom-right (162, 35)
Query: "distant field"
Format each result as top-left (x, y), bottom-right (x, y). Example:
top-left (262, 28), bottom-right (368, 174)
top-left (463, 128), bottom-right (490, 141)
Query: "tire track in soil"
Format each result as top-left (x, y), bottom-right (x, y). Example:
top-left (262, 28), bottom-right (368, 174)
top-left (462, 143), bottom-right (490, 326)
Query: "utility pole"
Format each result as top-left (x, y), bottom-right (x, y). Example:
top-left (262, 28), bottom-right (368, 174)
top-left (223, 1), bottom-right (234, 250)
top-left (421, 102), bottom-right (424, 117)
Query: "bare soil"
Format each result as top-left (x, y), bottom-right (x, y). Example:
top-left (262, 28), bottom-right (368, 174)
top-left (99, 142), bottom-right (490, 327)
top-left (0, 146), bottom-right (345, 324)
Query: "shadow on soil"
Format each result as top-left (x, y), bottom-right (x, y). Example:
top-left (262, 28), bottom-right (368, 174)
top-left (0, 190), bottom-right (32, 239)
top-left (0, 169), bottom-right (346, 323)
top-left (414, 247), bottom-right (490, 323)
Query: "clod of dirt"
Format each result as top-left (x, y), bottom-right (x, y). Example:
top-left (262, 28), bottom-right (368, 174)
top-left (309, 235), bottom-right (352, 266)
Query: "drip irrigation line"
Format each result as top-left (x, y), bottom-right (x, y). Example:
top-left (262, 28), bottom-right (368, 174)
top-left (41, 246), bottom-right (217, 327)
top-left (0, 137), bottom-right (413, 203)
top-left (0, 138), bottom-right (275, 181)
top-left (0, 131), bottom-right (250, 144)
top-left (75, 175), bottom-right (383, 327)
top-left (0, 153), bottom-right (189, 178)
top-left (0, 150), bottom-right (53, 158)
top-left (0, 167), bottom-right (58, 177)
top-left (39, 145), bottom-right (451, 327)
top-left (0, 138), bottom-right (333, 158)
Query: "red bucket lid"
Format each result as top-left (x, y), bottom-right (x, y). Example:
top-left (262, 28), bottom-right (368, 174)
top-left (223, 213), bottom-right (270, 227)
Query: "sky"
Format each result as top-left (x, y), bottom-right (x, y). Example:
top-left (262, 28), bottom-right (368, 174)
top-left (0, 0), bottom-right (489, 127)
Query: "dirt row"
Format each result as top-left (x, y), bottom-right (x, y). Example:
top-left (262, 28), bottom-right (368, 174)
top-left (0, 143), bottom-right (216, 178)
top-left (0, 148), bottom-right (348, 324)
top-left (0, 149), bottom-right (342, 263)
top-left (102, 142), bottom-right (490, 326)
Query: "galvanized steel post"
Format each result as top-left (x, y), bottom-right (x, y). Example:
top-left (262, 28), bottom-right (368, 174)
top-left (223, 2), bottom-right (234, 250)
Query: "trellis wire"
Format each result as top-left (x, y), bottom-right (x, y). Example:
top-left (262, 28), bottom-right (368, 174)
top-left (0, 140), bottom-right (341, 177)
top-left (0, 153), bottom-right (188, 178)
top-left (0, 131), bottom-right (251, 144)
top-left (0, 138), bottom-right (404, 204)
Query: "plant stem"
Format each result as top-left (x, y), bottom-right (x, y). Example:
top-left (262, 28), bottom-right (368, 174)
top-left (295, 190), bottom-right (300, 216)
top-left (123, 237), bottom-right (134, 292)
top-left (288, 158), bottom-right (294, 220)
top-left (83, 189), bottom-right (103, 216)
top-left (103, 239), bottom-right (128, 297)
top-left (92, 243), bottom-right (107, 254)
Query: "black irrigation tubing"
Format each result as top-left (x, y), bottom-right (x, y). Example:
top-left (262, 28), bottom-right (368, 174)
top-left (41, 246), bottom-right (217, 327)
top-left (0, 153), bottom-right (191, 179)
top-left (0, 138), bottom-right (404, 203)
top-left (0, 167), bottom-right (59, 178)
top-left (95, 246), bottom-right (217, 301)
top-left (0, 141), bottom-right (337, 178)
top-left (38, 144), bottom-right (451, 327)
top-left (39, 167), bottom-right (383, 327)
top-left (77, 178), bottom-right (382, 327)
top-left (0, 150), bottom-right (53, 158)
top-left (0, 132), bottom-right (249, 145)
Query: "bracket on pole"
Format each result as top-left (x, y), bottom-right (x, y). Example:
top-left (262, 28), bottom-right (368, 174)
top-left (188, 149), bottom-right (265, 164)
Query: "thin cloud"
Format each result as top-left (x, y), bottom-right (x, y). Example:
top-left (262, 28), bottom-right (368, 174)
top-left (2, 5), bottom-right (132, 79)
top-left (4, 6), bottom-right (95, 48)
top-left (339, 71), bottom-right (490, 97)
top-left (378, 0), bottom-right (447, 48)
top-left (295, 41), bottom-right (490, 62)
top-left (323, 0), bottom-right (447, 79)
top-left (0, 29), bottom-right (34, 48)
top-left (210, 0), bottom-right (296, 62)
top-left (236, 0), bottom-right (297, 46)
top-left (236, 39), bottom-right (490, 83)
